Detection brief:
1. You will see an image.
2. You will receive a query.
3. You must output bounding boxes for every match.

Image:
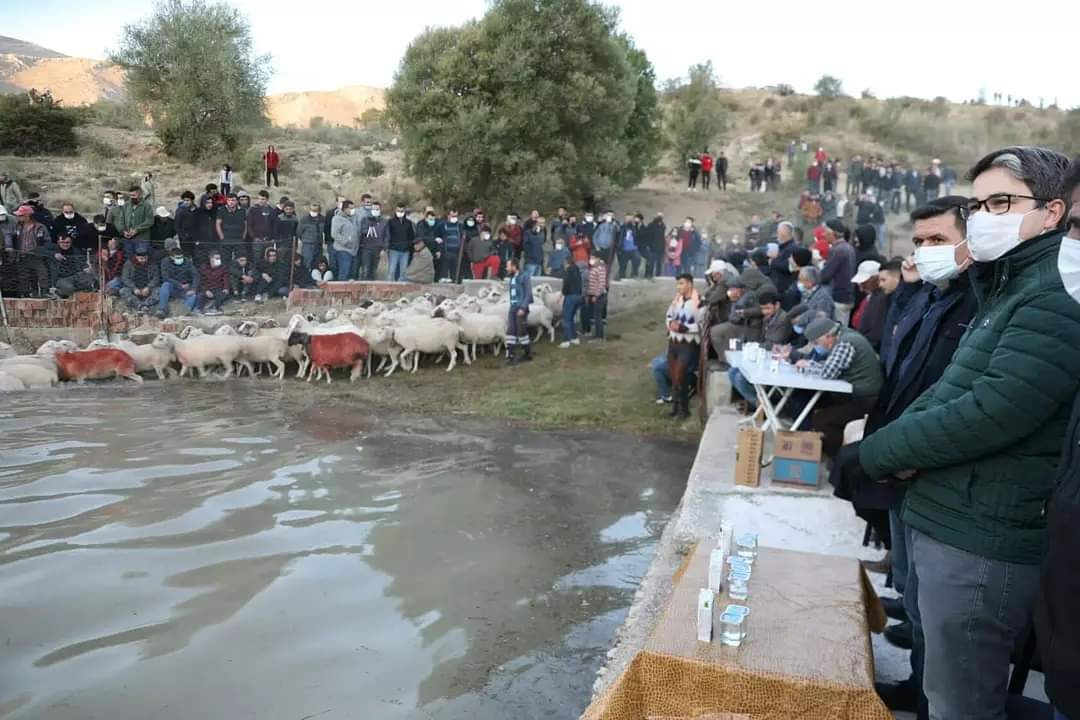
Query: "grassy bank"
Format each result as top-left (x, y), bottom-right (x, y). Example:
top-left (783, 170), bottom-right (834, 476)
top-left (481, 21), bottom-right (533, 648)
top-left (336, 301), bottom-right (702, 443)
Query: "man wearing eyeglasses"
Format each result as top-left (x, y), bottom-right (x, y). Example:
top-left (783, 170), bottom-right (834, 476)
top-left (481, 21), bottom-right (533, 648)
top-left (858, 146), bottom-right (1080, 720)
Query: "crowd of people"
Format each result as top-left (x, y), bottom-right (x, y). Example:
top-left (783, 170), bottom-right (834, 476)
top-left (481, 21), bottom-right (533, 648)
top-left (658, 145), bottom-right (1080, 720)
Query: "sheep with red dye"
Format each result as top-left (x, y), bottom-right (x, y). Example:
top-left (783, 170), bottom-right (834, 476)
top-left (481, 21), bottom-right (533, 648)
top-left (55, 348), bottom-right (144, 384)
top-left (287, 331), bottom-right (370, 383)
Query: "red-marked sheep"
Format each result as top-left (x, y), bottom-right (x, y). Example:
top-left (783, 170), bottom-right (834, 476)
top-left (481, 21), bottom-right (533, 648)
top-left (55, 349), bottom-right (143, 384)
top-left (287, 331), bottom-right (370, 383)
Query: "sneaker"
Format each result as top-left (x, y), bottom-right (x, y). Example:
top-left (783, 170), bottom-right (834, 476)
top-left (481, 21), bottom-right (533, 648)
top-left (155, 309), bottom-right (167, 319)
top-left (559, 341), bottom-right (571, 349)
top-left (47, 287), bottom-right (60, 299)
top-left (881, 596), bottom-right (908, 622)
top-left (204, 308), bottom-right (223, 317)
top-left (662, 396), bottom-right (673, 403)
top-left (655, 398), bottom-right (666, 405)
top-left (570, 338), bottom-right (581, 346)
top-left (254, 294), bottom-right (264, 303)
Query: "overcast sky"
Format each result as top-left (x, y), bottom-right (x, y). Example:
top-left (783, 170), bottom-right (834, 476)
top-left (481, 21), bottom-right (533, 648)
top-left (5, 0), bottom-right (1078, 107)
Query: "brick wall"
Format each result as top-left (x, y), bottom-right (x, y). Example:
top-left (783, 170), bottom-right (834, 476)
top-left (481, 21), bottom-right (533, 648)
top-left (288, 281), bottom-right (467, 309)
top-left (2, 293), bottom-right (132, 335)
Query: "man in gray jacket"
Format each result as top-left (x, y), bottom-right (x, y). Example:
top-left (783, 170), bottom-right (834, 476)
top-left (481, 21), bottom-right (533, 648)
top-left (330, 200), bottom-right (360, 280)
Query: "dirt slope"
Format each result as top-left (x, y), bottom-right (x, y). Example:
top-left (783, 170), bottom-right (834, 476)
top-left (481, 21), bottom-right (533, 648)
top-left (265, 85), bottom-right (386, 128)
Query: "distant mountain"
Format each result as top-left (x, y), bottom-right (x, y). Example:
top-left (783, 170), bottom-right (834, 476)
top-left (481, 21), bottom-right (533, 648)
top-left (266, 85), bottom-right (386, 128)
top-left (0, 36), bottom-right (385, 127)
top-left (0, 35), bottom-right (66, 58)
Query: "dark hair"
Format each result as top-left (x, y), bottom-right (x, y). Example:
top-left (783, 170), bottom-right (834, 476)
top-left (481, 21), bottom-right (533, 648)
top-left (205, 183), bottom-right (217, 192)
top-left (881, 259), bottom-right (903, 274)
top-left (854, 224), bottom-right (877, 250)
top-left (181, 190), bottom-right (195, 201)
top-left (757, 289), bottom-right (780, 305)
top-left (506, 256), bottom-right (519, 269)
top-left (342, 200), bottom-right (354, 209)
top-left (360, 193), bottom-right (372, 201)
top-left (676, 272), bottom-right (694, 283)
top-left (967, 146), bottom-right (1071, 203)
top-left (751, 248), bottom-right (769, 266)
top-left (103, 190), bottom-right (115, 197)
top-left (910, 195), bottom-right (968, 233)
top-left (792, 247), bottom-right (812, 267)
top-left (226, 193), bottom-right (238, 199)
top-left (824, 218), bottom-right (848, 240)
top-left (92, 214), bottom-right (106, 223)
top-left (258, 190), bottom-right (270, 199)
top-left (1062, 156), bottom-right (1080, 206)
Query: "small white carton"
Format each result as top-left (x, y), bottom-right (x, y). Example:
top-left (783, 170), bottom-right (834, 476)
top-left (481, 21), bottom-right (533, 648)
top-left (697, 588), bottom-right (714, 643)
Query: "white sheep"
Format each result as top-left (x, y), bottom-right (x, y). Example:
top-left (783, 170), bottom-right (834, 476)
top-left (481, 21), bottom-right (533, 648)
top-left (214, 324), bottom-right (239, 336)
top-left (89, 338), bottom-right (178, 380)
top-left (534, 283), bottom-right (564, 318)
top-left (152, 333), bottom-right (243, 379)
top-left (177, 325), bottom-right (205, 339)
top-left (236, 335), bottom-right (287, 379)
top-left (0, 358), bottom-right (57, 388)
top-left (36, 339), bottom-right (79, 355)
top-left (526, 303), bottom-right (556, 343)
top-left (386, 317), bottom-right (470, 375)
top-left (0, 371), bottom-right (27, 391)
top-left (437, 308), bottom-right (506, 362)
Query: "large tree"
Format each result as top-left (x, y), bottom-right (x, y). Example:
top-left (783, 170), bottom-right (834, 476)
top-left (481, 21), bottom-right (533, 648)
top-left (386, 0), bottom-right (660, 211)
top-left (664, 62), bottom-right (727, 172)
top-left (111, 0), bottom-right (270, 162)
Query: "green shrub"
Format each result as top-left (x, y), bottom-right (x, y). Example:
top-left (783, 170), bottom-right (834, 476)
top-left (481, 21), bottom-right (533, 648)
top-left (0, 89), bottom-right (84, 156)
top-left (361, 156), bottom-right (385, 178)
top-left (90, 100), bottom-right (146, 130)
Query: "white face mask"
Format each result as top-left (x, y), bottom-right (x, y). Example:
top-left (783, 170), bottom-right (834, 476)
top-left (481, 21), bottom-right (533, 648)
top-left (683, 222), bottom-right (692, 230)
top-left (210, 257), bottom-right (222, 268)
top-left (103, 197), bottom-right (113, 206)
top-left (915, 243), bottom-right (964, 286)
top-left (310, 210), bottom-right (319, 217)
top-left (63, 212), bottom-right (74, 219)
top-left (966, 210), bottom-right (1029, 262)
top-left (1058, 237), bottom-right (1080, 303)
top-left (584, 215), bottom-right (594, 223)
top-left (116, 198), bottom-right (126, 207)
top-left (396, 211), bottom-right (405, 218)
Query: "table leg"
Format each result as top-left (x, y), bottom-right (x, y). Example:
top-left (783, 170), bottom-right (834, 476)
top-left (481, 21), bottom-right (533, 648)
top-left (791, 390), bottom-right (824, 431)
top-left (772, 387), bottom-right (795, 417)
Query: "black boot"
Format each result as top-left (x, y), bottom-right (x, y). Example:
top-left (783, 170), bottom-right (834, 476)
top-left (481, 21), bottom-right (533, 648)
top-left (520, 343), bottom-right (533, 362)
top-left (676, 386), bottom-right (691, 419)
top-left (668, 396), bottom-right (682, 418)
top-left (504, 345), bottom-right (518, 366)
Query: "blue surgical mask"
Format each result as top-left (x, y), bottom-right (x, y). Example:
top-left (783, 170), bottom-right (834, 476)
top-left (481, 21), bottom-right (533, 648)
top-left (173, 256), bottom-right (184, 265)
top-left (813, 343), bottom-right (828, 355)
top-left (793, 325), bottom-right (805, 335)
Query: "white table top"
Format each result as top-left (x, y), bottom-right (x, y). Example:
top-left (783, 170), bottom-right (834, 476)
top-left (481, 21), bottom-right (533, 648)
top-left (726, 350), bottom-right (853, 394)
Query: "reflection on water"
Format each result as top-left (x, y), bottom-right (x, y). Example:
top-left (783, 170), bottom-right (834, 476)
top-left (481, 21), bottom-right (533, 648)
top-left (0, 382), bottom-right (690, 719)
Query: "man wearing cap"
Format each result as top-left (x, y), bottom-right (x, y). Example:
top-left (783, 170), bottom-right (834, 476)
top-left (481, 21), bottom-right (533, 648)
top-left (819, 219), bottom-right (856, 325)
top-left (795, 266), bottom-right (835, 323)
top-left (798, 317), bottom-right (882, 459)
top-left (0, 173), bottom-right (22, 210)
top-left (113, 186), bottom-right (154, 257)
top-left (708, 267), bottom-right (773, 365)
top-left (10, 204), bottom-right (51, 296)
top-left (216, 193), bottom-right (248, 261)
top-left (406, 234), bottom-right (435, 284)
top-left (728, 289), bottom-right (793, 412)
top-left (118, 244), bottom-right (159, 310)
top-left (150, 206), bottom-right (175, 258)
top-left (849, 259), bottom-right (884, 349)
top-left (157, 241), bottom-right (199, 318)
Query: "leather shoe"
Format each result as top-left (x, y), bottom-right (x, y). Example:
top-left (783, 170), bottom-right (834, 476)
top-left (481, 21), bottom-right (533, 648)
top-left (875, 678), bottom-right (917, 712)
top-left (884, 620), bottom-right (913, 650)
top-left (881, 596), bottom-right (908, 622)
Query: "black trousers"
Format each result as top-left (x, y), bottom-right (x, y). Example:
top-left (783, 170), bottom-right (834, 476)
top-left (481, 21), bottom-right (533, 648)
top-left (812, 394), bottom-right (878, 460)
top-left (702, 171), bottom-right (711, 190)
top-left (266, 168), bottom-right (278, 187)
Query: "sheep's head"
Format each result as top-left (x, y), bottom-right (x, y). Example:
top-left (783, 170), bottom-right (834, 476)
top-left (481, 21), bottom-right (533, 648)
top-left (237, 321), bottom-right (260, 337)
top-left (151, 333), bottom-right (175, 350)
top-left (177, 325), bottom-right (204, 340)
top-left (36, 339), bottom-right (79, 355)
top-left (323, 308), bottom-right (339, 322)
top-left (214, 325), bottom-right (238, 336)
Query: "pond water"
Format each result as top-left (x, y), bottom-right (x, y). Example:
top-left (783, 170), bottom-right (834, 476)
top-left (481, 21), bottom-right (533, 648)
top-left (0, 382), bottom-right (691, 719)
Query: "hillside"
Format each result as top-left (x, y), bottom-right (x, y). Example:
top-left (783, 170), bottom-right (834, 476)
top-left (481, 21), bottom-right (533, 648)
top-left (266, 85), bottom-right (386, 128)
top-left (0, 35), bottom-right (66, 58)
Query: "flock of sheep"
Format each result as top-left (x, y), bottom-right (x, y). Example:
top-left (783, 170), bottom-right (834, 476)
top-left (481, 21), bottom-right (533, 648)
top-left (0, 282), bottom-right (569, 391)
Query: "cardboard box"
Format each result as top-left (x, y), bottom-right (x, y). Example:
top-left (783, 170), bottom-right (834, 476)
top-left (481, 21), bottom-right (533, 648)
top-left (772, 431), bottom-right (822, 488)
top-left (734, 428), bottom-right (763, 487)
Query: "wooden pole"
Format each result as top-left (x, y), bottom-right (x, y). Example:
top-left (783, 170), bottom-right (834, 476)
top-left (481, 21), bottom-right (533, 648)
top-left (97, 235), bottom-right (109, 342)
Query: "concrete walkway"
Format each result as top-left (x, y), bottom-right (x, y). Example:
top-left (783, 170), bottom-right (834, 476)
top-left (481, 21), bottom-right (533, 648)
top-left (589, 406), bottom-right (1048, 718)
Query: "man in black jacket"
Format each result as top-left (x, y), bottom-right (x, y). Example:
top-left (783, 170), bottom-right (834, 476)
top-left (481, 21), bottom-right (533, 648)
top-left (387, 204), bottom-right (415, 282)
top-left (51, 202), bottom-right (92, 253)
top-left (48, 234), bottom-right (97, 297)
top-left (174, 191), bottom-right (198, 257)
top-left (767, 221), bottom-right (797, 296)
top-left (716, 152), bottom-right (728, 190)
top-left (642, 213), bottom-right (665, 279)
top-left (254, 246), bottom-right (290, 300)
top-left (838, 196), bottom-right (976, 717)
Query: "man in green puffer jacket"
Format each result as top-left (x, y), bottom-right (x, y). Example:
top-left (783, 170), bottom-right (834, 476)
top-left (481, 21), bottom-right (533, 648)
top-left (859, 146), bottom-right (1080, 720)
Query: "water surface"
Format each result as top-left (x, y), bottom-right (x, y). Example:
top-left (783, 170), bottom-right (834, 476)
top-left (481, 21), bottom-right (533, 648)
top-left (0, 382), bottom-right (690, 719)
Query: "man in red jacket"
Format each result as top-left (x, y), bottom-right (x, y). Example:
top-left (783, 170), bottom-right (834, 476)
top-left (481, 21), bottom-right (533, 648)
top-left (263, 145), bottom-right (280, 187)
top-left (700, 149), bottom-right (714, 191)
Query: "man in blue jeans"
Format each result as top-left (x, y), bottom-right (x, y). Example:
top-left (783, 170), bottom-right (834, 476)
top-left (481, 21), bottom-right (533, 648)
top-left (387, 203), bottom-right (415, 281)
top-left (156, 243), bottom-right (198, 318)
top-left (558, 255), bottom-right (584, 348)
top-left (651, 354), bottom-right (697, 405)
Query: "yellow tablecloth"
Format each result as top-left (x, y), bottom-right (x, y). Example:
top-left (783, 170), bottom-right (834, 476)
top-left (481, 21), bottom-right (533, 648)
top-left (582, 544), bottom-right (890, 720)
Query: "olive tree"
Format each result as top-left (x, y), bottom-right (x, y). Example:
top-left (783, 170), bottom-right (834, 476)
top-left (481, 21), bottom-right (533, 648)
top-left (111, 0), bottom-right (270, 162)
top-left (386, 0), bottom-right (660, 211)
top-left (664, 62), bottom-right (727, 172)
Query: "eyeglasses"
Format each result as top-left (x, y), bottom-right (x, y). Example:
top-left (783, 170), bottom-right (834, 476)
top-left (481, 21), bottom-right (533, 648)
top-left (962, 193), bottom-right (1049, 218)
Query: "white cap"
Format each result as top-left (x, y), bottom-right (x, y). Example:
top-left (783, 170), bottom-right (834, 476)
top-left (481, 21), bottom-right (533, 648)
top-left (707, 259), bottom-right (726, 275)
top-left (155, 206), bottom-right (170, 218)
top-left (850, 259), bottom-right (881, 284)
